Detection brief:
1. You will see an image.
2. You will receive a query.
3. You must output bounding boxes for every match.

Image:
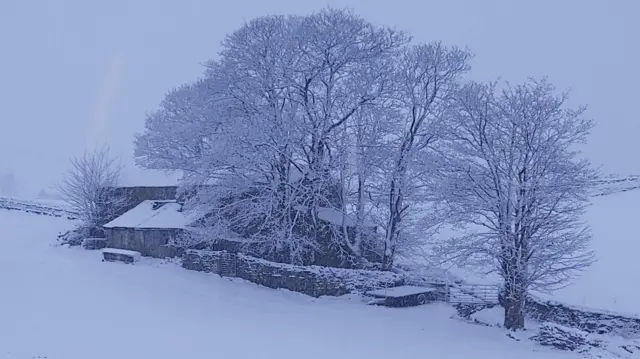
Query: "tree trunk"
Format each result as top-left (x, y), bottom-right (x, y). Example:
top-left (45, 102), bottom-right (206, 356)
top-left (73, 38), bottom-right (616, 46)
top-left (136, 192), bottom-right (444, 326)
top-left (502, 280), bottom-right (526, 330)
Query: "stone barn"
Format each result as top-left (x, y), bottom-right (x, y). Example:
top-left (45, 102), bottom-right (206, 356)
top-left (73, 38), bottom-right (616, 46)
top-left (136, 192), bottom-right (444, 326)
top-left (101, 181), bottom-right (383, 267)
top-left (103, 200), bottom-right (201, 258)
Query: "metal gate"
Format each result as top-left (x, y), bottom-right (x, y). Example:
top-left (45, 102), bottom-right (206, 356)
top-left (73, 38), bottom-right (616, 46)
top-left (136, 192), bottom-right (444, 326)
top-left (446, 283), bottom-right (500, 304)
top-left (217, 252), bottom-right (238, 277)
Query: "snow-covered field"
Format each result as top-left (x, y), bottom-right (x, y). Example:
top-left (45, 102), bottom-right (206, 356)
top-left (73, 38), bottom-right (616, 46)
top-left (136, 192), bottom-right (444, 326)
top-left (0, 208), bottom-right (579, 359)
top-left (1, 187), bottom-right (638, 358)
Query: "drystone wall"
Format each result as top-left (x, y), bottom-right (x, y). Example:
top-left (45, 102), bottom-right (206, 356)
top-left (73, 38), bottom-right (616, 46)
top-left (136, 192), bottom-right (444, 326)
top-left (182, 250), bottom-right (404, 297)
top-left (526, 296), bottom-right (640, 337)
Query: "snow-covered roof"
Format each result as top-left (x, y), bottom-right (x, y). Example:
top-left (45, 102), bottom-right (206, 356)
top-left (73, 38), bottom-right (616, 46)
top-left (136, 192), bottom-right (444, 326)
top-left (289, 166), bottom-right (304, 182)
top-left (103, 200), bottom-right (201, 229)
top-left (366, 285), bottom-right (436, 298)
top-left (316, 207), bottom-right (376, 228)
top-left (118, 168), bottom-right (183, 187)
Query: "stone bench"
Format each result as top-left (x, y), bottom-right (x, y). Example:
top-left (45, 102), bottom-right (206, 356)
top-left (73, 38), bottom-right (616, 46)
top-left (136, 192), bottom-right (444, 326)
top-left (102, 248), bottom-right (141, 264)
top-left (82, 237), bottom-right (108, 250)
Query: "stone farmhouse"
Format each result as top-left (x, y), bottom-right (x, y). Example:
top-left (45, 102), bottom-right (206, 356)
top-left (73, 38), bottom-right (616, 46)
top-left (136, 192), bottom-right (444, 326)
top-left (101, 184), bottom-right (383, 269)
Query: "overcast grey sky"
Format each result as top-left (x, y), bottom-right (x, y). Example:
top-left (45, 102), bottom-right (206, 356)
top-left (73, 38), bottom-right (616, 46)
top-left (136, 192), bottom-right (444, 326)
top-left (1, 0), bottom-right (638, 196)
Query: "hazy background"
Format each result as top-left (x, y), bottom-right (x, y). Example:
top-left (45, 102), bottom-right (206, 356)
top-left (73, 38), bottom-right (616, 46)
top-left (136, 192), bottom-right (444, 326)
top-left (1, 0), bottom-right (638, 197)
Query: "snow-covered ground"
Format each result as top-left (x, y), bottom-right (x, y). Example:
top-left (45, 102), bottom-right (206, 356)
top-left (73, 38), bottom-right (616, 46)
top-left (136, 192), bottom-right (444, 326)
top-left (0, 208), bottom-right (579, 359)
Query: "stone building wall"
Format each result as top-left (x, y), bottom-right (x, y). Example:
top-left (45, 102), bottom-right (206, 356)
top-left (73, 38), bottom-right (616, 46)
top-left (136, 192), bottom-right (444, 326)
top-left (105, 227), bottom-right (183, 258)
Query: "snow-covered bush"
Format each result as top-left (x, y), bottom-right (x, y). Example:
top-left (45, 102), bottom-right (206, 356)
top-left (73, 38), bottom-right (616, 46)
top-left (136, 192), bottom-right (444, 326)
top-left (56, 225), bottom-right (104, 246)
top-left (530, 323), bottom-right (592, 351)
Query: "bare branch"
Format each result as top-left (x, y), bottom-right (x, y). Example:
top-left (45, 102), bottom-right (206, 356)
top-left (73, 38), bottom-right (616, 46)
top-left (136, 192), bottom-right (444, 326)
top-left (56, 146), bottom-right (127, 231)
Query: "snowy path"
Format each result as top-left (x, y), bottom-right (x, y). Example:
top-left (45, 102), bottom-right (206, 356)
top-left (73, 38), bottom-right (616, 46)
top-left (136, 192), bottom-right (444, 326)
top-left (0, 210), bottom-right (575, 359)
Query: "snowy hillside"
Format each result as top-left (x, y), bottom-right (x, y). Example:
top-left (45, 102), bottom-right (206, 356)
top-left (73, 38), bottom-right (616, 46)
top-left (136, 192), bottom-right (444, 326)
top-left (554, 189), bottom-right (640, 313)
top-left (591, 175), bottom-right (640, 197)
top-left (0, 195), bottom-right (78, 219)
top-left (0, 208), bottom-right (581, 359)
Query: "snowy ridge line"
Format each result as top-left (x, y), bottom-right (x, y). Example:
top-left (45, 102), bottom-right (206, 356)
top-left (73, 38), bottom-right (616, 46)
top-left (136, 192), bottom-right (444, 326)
top-left (591, 175), bottom-right (640, 197)
top-left (0, 196), bottom-right (79, 219)
top-left (0, 173), bottom-right (633, 217)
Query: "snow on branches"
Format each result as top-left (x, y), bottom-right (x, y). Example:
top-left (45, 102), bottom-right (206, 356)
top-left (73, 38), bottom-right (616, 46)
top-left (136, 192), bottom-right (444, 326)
top-left (434, 79), bottom-right (597, 329)
top-left (57, 146), bottom-right (127, 236)
top-left (134, 8), bottom-right (598, 323)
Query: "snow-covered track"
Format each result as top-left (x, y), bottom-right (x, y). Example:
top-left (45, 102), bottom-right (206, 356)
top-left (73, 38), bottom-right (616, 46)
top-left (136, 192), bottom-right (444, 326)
top-left (0, 196), bottom-right (79, 219)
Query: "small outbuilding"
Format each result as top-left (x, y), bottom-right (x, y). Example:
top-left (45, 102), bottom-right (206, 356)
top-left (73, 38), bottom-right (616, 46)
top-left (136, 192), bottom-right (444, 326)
top-left (103, 200), bottom-right (200, 258)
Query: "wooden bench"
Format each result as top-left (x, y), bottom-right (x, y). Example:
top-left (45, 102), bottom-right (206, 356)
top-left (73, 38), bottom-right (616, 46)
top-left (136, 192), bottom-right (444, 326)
top-left (82, 237), bottom-right (108, 250)
top-left (102, 248), bottom-right (141, 264)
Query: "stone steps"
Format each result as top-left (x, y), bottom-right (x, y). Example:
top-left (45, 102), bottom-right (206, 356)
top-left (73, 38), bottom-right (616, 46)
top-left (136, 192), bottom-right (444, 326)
top-left (102, 248), bottom-right (141, 264)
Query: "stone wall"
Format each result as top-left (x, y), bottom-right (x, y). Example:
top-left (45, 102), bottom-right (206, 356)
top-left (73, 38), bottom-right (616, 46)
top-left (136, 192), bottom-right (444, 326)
top-left (106, 227), bottom-right (183, 258)
top-left (182, 250), bottom-right (221, 273)
top-left (526, 296), bottom-right (640, 337)
top-left (182, 250), bottom-right (405, 297)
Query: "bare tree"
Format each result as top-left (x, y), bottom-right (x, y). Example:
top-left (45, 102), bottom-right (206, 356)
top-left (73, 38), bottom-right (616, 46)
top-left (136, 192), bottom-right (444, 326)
top-left (57, 146), bottom-right (126, 237)
top-left (198, 14), bottom-right (321, 263)
top-left (436, 78), bottom-right (597, 330)
top-left (380, 42), bottom-right (472, 268)
top-left (333, 104), bottom-right (391, 260)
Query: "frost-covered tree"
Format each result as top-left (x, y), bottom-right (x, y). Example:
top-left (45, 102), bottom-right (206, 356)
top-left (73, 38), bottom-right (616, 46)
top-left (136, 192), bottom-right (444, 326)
top-left (283, 9), bottom-right (408, 263)
top-left (135, 8), bottom-right (409, 265)
top-left (373, 43), bottom-right (472, 268)
top-left (135, 79), bottom-right (228, 175)
top-left (333, 104), bottom-right (393, 260)
top-left (57, 146), bottom-right (127, 239)
top-left (193, 15), bottom-right (325, 263)
top-left (436, 79), bottom-right (597, 330)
